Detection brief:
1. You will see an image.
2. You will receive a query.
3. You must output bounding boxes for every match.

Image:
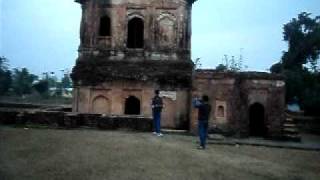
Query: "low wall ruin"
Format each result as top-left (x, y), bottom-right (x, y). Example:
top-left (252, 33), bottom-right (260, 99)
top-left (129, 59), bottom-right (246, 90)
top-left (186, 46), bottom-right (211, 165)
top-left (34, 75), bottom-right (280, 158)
top-left (0, 110), bottom-right (152, 132)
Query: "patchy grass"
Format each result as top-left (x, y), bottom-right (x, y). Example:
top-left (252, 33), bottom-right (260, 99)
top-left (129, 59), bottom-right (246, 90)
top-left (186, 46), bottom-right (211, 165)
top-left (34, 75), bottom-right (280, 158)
top-left (0, 127), bottom-right (319, 180)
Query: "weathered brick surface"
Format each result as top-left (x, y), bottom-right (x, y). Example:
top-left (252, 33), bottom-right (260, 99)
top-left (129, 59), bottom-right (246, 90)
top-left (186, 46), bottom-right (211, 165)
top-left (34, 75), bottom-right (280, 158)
top-left (0, 110), bottom-right (152, 131)
top-left (190, 70), bottom-right (286, 138)
top-left (64, 114), bottom-right (78, 128)
top-left (71, 0), bottom-right (194, 131)
top-left (80, 114), bottom-right (101, 127)
top-left (70, 0), bottom-right (286, 137)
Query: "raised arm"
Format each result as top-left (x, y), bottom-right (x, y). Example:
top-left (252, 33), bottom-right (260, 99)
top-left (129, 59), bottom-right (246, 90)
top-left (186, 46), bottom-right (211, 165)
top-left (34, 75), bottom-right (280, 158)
top-left (192, 98), bottom-right (202, 108)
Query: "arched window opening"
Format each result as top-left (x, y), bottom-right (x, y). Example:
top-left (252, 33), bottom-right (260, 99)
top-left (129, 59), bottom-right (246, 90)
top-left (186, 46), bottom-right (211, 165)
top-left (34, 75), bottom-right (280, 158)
top-left (124, 96), bottom-right (141, 115)
top-left (217, 106), bottom-right (225, 117)
top-left (127, 17), bottom-right (144, 48)
top-left (99, 16), bottom-right (111, 36)
top-left (249, 103), bottom-right (267, 137)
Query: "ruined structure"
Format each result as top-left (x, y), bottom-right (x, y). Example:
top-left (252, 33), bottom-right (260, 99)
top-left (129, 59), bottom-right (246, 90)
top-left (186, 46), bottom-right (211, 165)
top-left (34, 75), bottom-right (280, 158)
top-left (190, 70), bottom-right (285, 137)
top-left (71, 0), bottom-right (195, 130)
top-left (71, 0), bottom-right (286, 138)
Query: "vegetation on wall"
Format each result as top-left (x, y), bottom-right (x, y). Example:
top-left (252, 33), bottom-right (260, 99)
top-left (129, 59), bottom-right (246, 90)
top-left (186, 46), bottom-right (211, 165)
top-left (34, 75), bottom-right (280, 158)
top-left (215, 53), bottom-right (247, 72)
top-left (71, 57), bottom-right (194, 88)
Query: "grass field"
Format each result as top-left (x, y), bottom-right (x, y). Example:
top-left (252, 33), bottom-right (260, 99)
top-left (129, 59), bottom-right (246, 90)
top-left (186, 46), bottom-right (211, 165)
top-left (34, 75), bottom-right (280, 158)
top-left (0, 127), bottom-right (319, 180)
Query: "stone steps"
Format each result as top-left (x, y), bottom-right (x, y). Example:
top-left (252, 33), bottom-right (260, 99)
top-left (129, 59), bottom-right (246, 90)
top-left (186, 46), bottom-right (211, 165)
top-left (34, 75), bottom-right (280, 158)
top-left (162, 129), bottom-right (188, 135)
top-left (283, 127), bottom-right (299, 134)
top-left (283, 123), bottom-right (296, 128)
top-left (282, 117), bottom-right (301, 142)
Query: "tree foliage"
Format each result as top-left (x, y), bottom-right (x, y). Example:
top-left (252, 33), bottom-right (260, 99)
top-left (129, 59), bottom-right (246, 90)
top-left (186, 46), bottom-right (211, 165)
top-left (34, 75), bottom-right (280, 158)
top-left (0, 56), bottom-right (12, 95)
top-left (12, 68), bottom-right (37, 96)
top-left (271, 12), bottom-right (320, 115)
top-left (282, 12), bottom-right (320, 70)
top-left (215, 64), bottom-right (228, 72)
top-left (33, 80), bottom-right (49, 97)
top-left (61, 74), bottom-right (72, 89)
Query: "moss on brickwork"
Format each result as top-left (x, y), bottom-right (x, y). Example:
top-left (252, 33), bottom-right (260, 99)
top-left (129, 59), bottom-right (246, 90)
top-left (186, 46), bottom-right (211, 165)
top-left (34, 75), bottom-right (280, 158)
top-left (195, 69), bottom-right (285, 80)
top-left (71, 57), bottom-right (194, 88)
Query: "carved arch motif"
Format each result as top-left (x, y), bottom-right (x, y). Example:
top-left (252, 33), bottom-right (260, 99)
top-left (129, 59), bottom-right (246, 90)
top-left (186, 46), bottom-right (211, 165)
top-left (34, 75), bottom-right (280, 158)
top-left (156, 13), bottom-right (177, 48)
top-left (127, 12), bottom-right (144, 21)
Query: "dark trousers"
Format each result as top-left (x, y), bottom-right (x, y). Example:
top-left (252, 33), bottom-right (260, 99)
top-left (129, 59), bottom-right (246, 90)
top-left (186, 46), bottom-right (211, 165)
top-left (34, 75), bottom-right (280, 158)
top-left (153, 111), bottom-right (161, 134)
top-left (198, 121), bottom-right (208, 148)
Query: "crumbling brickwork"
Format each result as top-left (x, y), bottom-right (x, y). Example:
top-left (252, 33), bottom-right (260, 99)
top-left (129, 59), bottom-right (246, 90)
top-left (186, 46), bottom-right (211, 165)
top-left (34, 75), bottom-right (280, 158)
top-left (71, 0), bottom-right (196, 129)
top-left (71, 0), bottom-right (286, 137)
top-left (74, 0), bottom-right (194, 60)
top-left (190, 70), bottom-right (286, 138)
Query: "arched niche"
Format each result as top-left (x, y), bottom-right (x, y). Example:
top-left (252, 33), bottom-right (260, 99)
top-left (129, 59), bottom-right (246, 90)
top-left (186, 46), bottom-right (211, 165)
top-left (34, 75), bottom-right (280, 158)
top-left (92, 96), bottom-right (111, 114)
top-left (156, 13), bottom-right (176, 48)
top-left (217, 105), bottom-right (225, 117)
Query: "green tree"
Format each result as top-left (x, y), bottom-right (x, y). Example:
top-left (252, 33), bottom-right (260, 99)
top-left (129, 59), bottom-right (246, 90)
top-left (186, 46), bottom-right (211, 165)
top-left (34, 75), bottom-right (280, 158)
top-left (0, 56), bottom-right (12, 95)
top-left (270, 12), bottom-right (320, 115)
top-left (270, 62), bottom-right (283, 74)
top-left (282, 12), bottom-right (320, 70)
top-left (61, 74), bottom-right (72, 89)
top-left (44, 73), bottom-right (58, 88)
top-left (33, 80), bottom-right (49, 97)
top-left (215, 64), bottom-right (228, 72)
top-left (12, 68), bottom-right (37, 96)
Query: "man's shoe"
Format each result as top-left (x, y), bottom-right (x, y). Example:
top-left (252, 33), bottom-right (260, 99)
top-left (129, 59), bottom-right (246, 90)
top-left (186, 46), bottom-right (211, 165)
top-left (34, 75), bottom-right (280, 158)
top-left (197, 146), bottom-right (205, 150)
top-left (152, 132), bottom-right (157, 135)
top-left (157, 133), bottom-right (163, 137)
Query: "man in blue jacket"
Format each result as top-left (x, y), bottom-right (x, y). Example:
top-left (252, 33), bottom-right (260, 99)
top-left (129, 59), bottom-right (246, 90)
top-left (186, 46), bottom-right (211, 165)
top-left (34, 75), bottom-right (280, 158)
top-left (193, 95), bottom-right (211, 149)
top-left (152, 90), bottom-right (163, 137)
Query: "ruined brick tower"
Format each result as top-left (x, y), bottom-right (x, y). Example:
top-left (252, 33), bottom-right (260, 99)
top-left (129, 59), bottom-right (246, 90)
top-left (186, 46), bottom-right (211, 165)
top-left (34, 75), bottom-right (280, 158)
top-left (72, 0), bottom-right (286, 138)
top-left (71, 0), bottom-right (198, 129)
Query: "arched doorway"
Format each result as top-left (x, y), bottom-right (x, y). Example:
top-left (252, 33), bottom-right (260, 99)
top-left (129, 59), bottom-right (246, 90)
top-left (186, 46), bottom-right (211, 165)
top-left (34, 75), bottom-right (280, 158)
top-left (92, 96), bottom-right (110, 114)
top-left (249, 103), bottom-right (267, 137)
top-left (127, 17), bottom-right (144, 48)
top-left (124, 96), bottom-right (141, 115)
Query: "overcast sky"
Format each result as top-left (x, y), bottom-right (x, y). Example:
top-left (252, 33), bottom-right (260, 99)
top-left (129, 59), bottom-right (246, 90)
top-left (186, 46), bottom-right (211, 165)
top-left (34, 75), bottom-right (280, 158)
top-left (1, 0), bottom-right (320, 77)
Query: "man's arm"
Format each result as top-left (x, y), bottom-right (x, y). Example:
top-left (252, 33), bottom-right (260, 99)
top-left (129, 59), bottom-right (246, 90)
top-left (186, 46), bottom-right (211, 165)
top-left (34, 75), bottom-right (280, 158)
top-left (192, 98), bottom-right (202, 108)
top-left (151, 98), bottom-right (155, 109)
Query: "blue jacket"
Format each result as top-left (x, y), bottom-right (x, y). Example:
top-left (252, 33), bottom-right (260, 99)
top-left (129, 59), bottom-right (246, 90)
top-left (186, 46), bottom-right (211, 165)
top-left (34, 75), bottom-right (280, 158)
top-left (152, 95), bottom-right (163, 113)
top-left (193, 99), bottom-right (211, 122)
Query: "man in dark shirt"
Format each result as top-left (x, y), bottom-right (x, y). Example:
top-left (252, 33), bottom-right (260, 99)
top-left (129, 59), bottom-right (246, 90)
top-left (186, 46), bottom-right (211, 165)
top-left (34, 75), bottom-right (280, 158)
top-left (193, 95), bottom-right (211, 149)
top-left (151, 90), bottom-right (164, 137)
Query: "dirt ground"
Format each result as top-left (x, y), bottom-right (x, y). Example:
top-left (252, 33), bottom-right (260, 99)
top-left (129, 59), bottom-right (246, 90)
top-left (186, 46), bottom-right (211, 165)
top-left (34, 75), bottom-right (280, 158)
top-left (0, 127), bottom-right (319, 180)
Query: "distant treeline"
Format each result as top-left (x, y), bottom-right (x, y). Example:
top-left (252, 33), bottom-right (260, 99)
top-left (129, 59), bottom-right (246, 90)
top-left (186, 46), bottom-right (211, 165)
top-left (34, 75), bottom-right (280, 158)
top-left (0, 56), bottom-right (72, 98)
